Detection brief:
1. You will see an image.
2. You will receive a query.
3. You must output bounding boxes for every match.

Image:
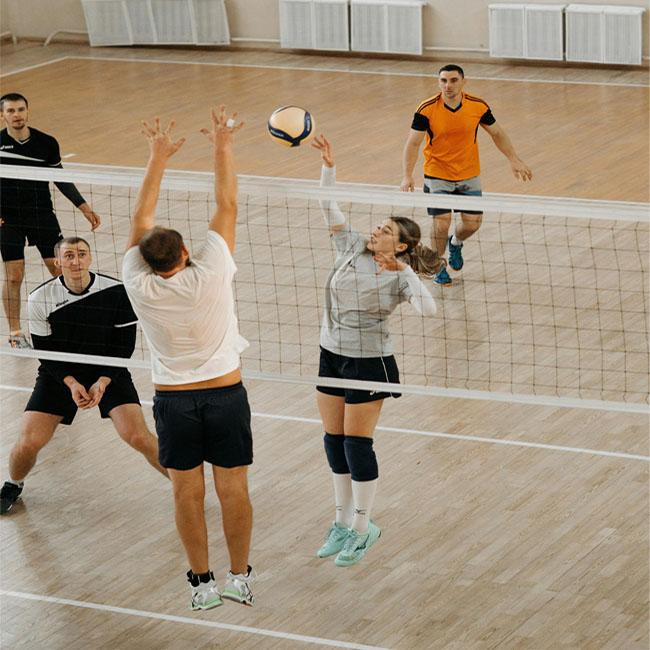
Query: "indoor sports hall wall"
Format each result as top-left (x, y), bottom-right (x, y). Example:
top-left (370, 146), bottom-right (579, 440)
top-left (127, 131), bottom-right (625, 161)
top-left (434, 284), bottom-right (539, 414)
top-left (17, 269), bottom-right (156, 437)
top-left (1, 0), bottom-right (648, 60)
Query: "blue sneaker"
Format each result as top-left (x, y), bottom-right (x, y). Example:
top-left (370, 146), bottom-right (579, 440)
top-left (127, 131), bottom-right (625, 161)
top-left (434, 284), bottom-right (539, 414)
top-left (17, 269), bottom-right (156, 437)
top-left (317, 522), bottom-right (350, 558)
top-left (334, 522), bottom-right (381, 567)
top-left (434, 265), bottom-right (452, 286)
top-left (448, 236), bottom-right (464, 270)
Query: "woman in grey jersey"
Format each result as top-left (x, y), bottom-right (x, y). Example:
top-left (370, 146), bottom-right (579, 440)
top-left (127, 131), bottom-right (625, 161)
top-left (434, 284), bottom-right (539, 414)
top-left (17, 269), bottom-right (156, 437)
top-left (312, 135), bottom-right (438, 567)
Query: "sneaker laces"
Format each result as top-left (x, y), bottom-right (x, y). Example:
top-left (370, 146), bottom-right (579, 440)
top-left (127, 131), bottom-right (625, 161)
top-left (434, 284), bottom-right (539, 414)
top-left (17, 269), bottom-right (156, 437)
top-left (341, 529), bottom-right (366, 554)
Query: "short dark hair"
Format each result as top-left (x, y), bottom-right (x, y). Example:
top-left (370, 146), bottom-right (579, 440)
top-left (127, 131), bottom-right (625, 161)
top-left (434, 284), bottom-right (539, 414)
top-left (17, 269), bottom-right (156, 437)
top-left (438, 64), bottom-right (464, 78)
top-left (54, 236), bottom-right (91, 257)
top-left (0, 93), bottom-right (28, 110)
top-left (139, 226), bottom-right (185, 273)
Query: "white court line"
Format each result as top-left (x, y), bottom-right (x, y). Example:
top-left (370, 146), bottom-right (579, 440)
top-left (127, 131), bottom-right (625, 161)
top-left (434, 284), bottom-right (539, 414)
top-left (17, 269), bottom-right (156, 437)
top-left (62, 153), bottom-right (77, 159)
top-left (0, 56), bottom-right (69, 77)
top-left (19, 54), bottom-right (649, 88)
top-left (0, 384), bottom-right (647, 462)
top-left (0, 590), bottom-right (388, 650)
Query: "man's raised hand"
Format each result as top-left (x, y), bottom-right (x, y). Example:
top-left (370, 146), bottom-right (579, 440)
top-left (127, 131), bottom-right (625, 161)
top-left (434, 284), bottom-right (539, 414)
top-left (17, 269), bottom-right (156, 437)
top-left (141, 117), bottom-right (186, 160)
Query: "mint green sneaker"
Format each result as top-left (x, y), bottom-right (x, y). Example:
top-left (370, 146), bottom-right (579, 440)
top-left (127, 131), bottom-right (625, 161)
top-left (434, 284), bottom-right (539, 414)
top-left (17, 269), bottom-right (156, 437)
top-left (222, 565), bottom-right (255, 606)
top-left (317, 522), bottom-right (350, 558)
top-left (334, 521), bottom-right (381, 567)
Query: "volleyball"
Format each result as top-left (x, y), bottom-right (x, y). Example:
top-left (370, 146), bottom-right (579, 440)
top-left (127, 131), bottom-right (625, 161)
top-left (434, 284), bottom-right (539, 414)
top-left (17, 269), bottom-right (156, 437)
top-left (267, 106), bottom-right (315, 147)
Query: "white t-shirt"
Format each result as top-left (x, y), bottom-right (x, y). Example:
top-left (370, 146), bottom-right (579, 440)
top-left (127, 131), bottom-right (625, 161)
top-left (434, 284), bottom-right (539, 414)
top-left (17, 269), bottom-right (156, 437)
top-left (122, 230), bottom-right (249, 385)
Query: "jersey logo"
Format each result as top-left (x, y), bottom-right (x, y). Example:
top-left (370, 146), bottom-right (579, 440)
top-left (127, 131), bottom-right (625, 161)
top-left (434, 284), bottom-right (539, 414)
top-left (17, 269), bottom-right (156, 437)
top-left (55, 299), bottom-right (69, 307)
top-left (0, 145), bottom-right (14, 150)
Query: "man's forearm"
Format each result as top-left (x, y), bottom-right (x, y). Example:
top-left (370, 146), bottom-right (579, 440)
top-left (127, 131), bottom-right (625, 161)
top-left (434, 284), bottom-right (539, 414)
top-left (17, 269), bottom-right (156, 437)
top-left (491, 130), bottom-right (520, 162)
top-left (214, 143), bottom-right (237, 210)
top-left (402, 142), bottom-right (420, 177)
top-left (132, 156), bottom-right (167, 232)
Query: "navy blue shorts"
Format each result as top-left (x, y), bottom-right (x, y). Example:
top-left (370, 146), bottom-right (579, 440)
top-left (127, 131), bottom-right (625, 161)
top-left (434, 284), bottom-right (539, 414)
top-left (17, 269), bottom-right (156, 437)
top-left (0, 211), bottom-right (63, 262)
top-left (317, 347), bottom-right (401, 404)
top-left (153, 382), bottom-right (253, 471)
top-left (25, 368), bottom-right (140, 425)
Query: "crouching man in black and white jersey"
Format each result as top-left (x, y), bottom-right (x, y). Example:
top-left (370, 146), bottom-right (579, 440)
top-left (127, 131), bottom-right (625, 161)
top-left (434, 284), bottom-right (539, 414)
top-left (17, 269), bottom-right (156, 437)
top-left (0, 236), bottom-right (167, 515)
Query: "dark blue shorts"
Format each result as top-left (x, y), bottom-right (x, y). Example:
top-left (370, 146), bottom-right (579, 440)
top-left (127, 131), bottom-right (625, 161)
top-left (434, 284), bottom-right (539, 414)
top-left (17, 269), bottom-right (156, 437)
top-left (0, 211), bottom-right (63, 262)
top-left (25, 368), bottom-right (140, 425)
top-left (153, 382), bottom-right (253, 471)
top-left (317, 347), bottom-right (401, 404)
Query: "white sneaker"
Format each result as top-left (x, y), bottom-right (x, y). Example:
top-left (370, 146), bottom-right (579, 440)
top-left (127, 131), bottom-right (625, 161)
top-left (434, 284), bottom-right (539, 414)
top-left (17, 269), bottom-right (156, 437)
top-left (187, 570), bottom-right (223, 611)
top-left (222, 565), bottom-right (255, 606)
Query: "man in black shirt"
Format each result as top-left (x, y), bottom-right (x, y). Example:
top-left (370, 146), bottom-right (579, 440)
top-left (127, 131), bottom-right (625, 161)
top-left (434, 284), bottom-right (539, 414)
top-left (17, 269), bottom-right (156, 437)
top-left (0, 93), bottom-right (101, 348)
top-left (0, 236), bottom-right (167, 515)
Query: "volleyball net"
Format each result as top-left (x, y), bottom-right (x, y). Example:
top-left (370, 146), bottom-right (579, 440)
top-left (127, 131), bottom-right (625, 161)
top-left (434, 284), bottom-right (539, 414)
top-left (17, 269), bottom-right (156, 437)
top-left (1, 163), bottom-right (648, 413)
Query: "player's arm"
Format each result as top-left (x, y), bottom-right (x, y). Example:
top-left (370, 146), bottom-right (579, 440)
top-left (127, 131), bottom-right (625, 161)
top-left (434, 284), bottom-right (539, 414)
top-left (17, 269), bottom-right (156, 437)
top-left (126, 118), bottom-right (186, 251)
top-left (202, 106), bottom-right (242, 253)
top-left (401, 122), bottom-right (426, 192)
top-left (480, 121), bottom-right (532, 182)
top-left (28, 291), bottom-right (86, 398)
top-left (311, 135), bottom-right (346, 234)
top-left (49, 138), bottom-right (101, 230)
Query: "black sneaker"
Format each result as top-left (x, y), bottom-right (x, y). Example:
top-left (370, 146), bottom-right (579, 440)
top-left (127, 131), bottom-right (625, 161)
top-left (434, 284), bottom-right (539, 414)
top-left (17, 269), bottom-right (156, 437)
top-left (0, 481), bottom-right (23, 514)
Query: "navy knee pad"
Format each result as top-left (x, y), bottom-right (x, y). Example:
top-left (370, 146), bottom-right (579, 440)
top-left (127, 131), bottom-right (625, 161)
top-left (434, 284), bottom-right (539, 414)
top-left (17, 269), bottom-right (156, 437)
top-left (323, 433), bottom-right (349, 474)
top-left (344, 436), bottom-right (378, 482)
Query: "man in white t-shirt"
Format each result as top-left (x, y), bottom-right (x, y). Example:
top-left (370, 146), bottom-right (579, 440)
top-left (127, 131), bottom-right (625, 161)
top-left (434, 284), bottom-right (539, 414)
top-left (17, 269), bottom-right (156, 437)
top-left (122, 108), bottom-right (254, 611)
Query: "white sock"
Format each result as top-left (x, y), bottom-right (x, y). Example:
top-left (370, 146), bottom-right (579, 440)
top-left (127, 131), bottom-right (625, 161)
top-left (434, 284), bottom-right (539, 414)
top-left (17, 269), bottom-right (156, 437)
top-left (451, 234), bottom-right (462, 246)
top-left (351, 478), bottom-right (378, 534)
top-left (7, 478), bottom-right (24, 487)
top-left (332, 473), bottom-right (353, 527)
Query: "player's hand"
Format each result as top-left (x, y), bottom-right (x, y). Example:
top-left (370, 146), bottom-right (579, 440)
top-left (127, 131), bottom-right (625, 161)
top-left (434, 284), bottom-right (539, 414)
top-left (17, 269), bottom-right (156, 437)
top-left (373, 250), bottom-right (407, 273)
top-left (511, 159), bottom-right (532, 182)
top-left (141, 118), bottom-right (186, 160)
top-left (85, 377), bottom-right (111, 409)
top-left (200, 105), bottom-right (244, 146)
top-left (400, 176), bottom-right (415, 192)
top-left (69, 381), bottom-right (92, 408)
top-left (311, 135), bottom-right (334, 167)
top-left (79, 203), bottom-right (101, 231)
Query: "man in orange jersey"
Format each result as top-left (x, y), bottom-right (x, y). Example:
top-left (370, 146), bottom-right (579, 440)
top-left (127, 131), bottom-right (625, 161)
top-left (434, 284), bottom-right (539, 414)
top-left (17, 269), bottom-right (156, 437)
top-left (401, 64), bottom-right (532, 285)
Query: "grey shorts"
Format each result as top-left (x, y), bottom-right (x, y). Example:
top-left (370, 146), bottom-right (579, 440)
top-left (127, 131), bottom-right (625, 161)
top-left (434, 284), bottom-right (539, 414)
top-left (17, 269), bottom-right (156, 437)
top-left (423, 175), bottom-right (482, 217)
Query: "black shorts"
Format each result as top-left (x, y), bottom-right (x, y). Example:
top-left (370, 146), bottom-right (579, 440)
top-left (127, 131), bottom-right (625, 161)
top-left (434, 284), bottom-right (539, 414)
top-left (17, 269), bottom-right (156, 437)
top-left (0, 212), bottom-right (63, 262)
top-left (25, 369), bottom-right (141, 425)
top-left (153, 382), bottom-right (253, 471)
top-left (317, 347), bottom-right (401, 404)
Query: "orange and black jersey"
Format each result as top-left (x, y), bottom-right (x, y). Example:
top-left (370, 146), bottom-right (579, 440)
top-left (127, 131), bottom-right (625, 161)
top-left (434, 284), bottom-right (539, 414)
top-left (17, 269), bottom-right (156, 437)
top-left (411, 92), bottom-right (496, 181)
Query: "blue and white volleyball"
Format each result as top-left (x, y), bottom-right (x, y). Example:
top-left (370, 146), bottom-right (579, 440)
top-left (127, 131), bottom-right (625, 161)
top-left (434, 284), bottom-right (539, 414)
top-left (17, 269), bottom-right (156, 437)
top-left (267, 106), bottom-right (315, 147)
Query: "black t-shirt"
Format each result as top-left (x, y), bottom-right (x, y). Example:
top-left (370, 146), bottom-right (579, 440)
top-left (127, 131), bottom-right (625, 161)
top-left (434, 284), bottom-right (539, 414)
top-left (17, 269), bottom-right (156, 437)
top-left (28, 272), bottom-right (138, 383)
top-left (0, 127), bottom-right (85, 218)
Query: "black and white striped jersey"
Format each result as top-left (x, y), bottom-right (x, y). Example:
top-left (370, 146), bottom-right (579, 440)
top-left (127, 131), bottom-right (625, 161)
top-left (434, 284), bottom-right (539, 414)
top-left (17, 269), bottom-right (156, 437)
top-left (28, 272), bottom-right (138, 382)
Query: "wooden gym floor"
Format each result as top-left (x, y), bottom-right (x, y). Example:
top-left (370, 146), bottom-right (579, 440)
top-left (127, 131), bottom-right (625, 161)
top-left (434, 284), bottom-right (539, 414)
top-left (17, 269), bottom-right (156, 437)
top-left (0, 42), bottom-right (648, 649)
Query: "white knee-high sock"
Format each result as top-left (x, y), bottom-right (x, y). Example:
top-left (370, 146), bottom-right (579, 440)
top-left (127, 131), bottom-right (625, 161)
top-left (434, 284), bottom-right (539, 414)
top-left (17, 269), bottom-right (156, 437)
top-left (351, 478), bottom-right (378, 534)
top-left (332, 473), bottom-right (353, 527)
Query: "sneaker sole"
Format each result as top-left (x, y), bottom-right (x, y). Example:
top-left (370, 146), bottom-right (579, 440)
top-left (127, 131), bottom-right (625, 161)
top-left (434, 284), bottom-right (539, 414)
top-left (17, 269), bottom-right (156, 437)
top-left (222, 593), bottom-right (254, 607)
top-left (190, 598), bottom-right (223, 611)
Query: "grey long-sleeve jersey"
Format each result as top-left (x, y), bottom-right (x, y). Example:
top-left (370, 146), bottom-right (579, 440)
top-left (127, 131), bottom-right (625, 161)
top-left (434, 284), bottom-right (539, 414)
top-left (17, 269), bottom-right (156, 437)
top-left (318, 165), bottom-right (436, 358)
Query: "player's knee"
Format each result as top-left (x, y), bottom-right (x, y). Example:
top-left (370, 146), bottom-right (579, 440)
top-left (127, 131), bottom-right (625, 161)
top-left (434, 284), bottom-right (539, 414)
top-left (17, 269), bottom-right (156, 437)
top-left (5, 270), bottom-right (24, 285)
top-left (343, 435), bottom-right (378, 482)
top-left (17, 431), bottom-right (49, 457)
top-left (324, 432), bottom-right (349, 474)
top-left (172, 479), bottom-right (205, 503)
top-left (121, 427), bottom-right (152, 453)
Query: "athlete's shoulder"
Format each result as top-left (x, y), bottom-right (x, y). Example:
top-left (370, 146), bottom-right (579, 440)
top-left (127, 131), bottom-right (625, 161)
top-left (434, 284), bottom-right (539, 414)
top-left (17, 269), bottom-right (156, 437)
top-left (95, 272), bottom-right (124, 286)
top-left (463, 93), bottom-right (490, 109)
top-left (416, 93), bottom-right (441, 113)
top-left (29, 275), bottom-right (62, 296)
